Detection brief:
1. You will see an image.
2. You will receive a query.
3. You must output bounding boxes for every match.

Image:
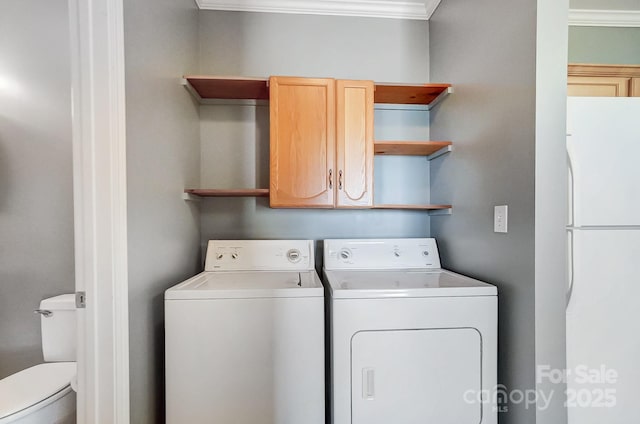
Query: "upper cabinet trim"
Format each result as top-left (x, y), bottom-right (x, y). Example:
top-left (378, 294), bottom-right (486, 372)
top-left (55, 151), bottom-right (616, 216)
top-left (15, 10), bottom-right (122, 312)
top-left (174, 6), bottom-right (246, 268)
top-left (569, 9), bottom-right (640, 27)
top-left (195, 0), bottom-right (443, 20)
top-left (568, 64), bottom-right (640, 78)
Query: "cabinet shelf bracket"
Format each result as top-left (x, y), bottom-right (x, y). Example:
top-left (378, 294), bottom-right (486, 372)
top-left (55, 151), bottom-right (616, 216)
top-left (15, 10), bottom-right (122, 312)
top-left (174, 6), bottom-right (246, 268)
top-left (180, 78), bottom-right (203, 103)
top-left (426, 145), bottom-right (453, 161)
top-left (182, 192), bottom-right (202, 202)
top-left (426, 86), bottom-right (453, 111)
top-left (427, 207), bottom-right (452, 216)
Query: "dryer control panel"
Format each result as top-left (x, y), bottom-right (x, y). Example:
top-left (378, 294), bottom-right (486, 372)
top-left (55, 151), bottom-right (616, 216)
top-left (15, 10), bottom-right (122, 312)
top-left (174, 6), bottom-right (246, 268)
top-left (205, 240), bottom-right (314, 271)
top-left (324, 238), bottom-right (441, 270)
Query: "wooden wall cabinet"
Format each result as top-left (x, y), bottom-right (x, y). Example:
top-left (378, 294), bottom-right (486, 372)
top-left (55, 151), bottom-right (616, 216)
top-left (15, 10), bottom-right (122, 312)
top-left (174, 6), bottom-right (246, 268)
top-left (269, 76), bottom-right (374, 208)
top-left (568, 64), bottom-right (640, 97)
top-left (567, 76), bottom-right (630, 97)
top-left (182, 75), bottom-right (453, 211)
top-left (632, 78), bottom-right (640, 97)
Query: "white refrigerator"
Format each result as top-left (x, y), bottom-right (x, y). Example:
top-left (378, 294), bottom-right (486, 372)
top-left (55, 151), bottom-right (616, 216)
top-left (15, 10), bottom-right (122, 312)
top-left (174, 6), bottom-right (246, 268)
top-left (566, 97), bottom-right (640, 423)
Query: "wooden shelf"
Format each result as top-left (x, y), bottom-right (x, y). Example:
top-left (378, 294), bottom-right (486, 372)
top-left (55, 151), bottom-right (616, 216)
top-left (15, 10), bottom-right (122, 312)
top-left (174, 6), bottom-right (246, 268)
top-left (374, 83), bottom-right (452, 105)
top-left (183, 76), bottom-right (269, 100)
top-left (373, 204), bottom-right (452, 211)
top-left (182, 76), bottom-right (453, 107)
top-left (184, 189), bottom-right (270, 197)
top-left (374, 141), bottom-right (452, 156)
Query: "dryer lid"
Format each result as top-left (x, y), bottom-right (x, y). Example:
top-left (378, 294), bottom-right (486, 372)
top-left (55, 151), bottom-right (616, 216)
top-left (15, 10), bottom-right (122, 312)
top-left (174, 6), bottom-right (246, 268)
top-left (0, 362), bottom-right (76, 419)
top-left (324, 269), bottom-right (496, 299)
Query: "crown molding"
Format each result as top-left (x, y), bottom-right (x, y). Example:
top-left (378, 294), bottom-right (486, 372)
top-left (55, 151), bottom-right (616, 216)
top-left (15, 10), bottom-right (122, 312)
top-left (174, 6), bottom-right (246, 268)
top-left (196, 0), bottom-right (443, 20)
top-left (569, 9), bottom-right (640, 27)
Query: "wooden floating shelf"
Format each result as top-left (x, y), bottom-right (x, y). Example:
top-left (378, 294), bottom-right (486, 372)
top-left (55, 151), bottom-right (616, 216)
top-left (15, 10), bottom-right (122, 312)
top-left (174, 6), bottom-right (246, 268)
top-left (374, 141), bottom-right (452, 156)
top-left (184, 189), bottom-right (270, 197)
top-left (373, 204), bottom-right (452, 211)
top-left (183, 76), bottom-right (452, 107)
top-left (183, 190), bottom-right (451, 212)
top-left (373, 83), bottom-right (452, 105)
top-left (183, 76), bottom-right (269, 100)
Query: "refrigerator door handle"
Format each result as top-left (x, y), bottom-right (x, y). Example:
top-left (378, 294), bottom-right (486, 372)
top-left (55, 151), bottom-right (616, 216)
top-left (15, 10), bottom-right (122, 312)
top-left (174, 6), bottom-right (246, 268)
top-left (567, 141), bottom-right (575, 228)
top-left (566, 228), bottom-right (575, 309)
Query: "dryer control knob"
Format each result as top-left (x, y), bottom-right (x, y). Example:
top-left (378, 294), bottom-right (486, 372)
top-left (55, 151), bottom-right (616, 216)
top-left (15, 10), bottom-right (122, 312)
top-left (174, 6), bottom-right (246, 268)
top-left (216, 253), bottom-right (224, 260)
top-left (287, 249), bottom-right (301, 263)
top-left (339, 249), bottom-right (352, 261)
top-left (231, 253), bottom-right (238, 260)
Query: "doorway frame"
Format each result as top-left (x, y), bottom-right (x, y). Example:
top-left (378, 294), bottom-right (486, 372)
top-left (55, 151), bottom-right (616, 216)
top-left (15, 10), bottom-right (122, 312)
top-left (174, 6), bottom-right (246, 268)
top-left (68, 0), bottom-right (130, 422)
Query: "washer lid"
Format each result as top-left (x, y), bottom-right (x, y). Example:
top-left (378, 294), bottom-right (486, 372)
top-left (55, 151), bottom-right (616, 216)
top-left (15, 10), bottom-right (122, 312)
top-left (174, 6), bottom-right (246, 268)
top-left (0, 362), bottom-right (76, 419)
top-left (324, 269), bottom-right (496, 299)
top-left (165, 271), bottom-right (324, 300)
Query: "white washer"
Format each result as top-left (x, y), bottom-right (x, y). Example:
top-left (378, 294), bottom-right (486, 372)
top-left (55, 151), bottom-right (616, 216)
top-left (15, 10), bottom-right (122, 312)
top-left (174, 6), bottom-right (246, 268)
top-left (324, 238), bottom-right (498, 424)
top-left (165, 240), bottom-right (325, 424)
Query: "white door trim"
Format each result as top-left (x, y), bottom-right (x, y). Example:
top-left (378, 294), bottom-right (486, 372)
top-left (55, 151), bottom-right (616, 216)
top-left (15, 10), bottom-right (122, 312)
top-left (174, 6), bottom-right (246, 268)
top-left (68, 0), bottom-right (130, 422)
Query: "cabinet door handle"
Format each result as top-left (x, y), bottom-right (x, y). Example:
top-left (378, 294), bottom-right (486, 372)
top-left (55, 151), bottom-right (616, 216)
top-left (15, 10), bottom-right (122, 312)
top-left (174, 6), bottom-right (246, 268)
top-left (329, 169), bottom-right (333, 189)
top-left (339, 170), bottom-right (343, 190)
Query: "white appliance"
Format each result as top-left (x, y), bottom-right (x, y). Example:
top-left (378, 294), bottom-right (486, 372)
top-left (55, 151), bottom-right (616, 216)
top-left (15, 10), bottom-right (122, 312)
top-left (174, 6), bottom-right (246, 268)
top-left (0, 294), bottom-right (77, 424)
top-left (566, 98), bottom-right (640, 423)
top-left (165, 240), bottom-right (325, 424)
top-left (323, 238), bottom-right (497, 424)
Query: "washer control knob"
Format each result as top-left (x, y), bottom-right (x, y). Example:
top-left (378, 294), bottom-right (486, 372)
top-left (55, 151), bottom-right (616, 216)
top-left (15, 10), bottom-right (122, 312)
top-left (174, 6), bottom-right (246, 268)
top-left (216, 253), bottom-right (224, 260)
top-left (231, 253), bottom-right (238, 260)
top-left (339, 249), bottom-right (352, 261)
top-left (422, 250), bottom-right (429, 256)
top-left (394, 251), bottom-right (401, 257)
top-left (287, 249), bottom-right (301, 263)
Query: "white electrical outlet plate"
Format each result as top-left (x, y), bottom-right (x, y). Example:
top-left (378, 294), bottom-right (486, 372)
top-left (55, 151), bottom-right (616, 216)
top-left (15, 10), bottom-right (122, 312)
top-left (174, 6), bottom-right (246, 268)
top-left (494, 205), bottom-right (508, 233)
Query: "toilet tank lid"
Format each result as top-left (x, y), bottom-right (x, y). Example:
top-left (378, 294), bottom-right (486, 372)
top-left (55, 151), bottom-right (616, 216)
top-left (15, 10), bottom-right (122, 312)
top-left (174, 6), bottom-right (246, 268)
top-left (0, 362), bottom-right (76, 419)
top-left (40, 294), bottom-right (75, 310)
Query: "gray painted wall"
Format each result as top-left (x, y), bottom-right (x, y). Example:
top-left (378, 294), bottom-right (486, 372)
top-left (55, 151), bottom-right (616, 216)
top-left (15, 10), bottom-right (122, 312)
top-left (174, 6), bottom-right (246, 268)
top-left (429, 1), bottom-right (538, 423)
top-left (123, 0), bottom-right (201, 422)
top-left (0, 0), bottom-right (75, 379)
top-left (570, 0), bottom-right (640, 9)
top-left (198, 11), bottom-right (434, 249)
top-left (569, 26), bottom-right (640, 64)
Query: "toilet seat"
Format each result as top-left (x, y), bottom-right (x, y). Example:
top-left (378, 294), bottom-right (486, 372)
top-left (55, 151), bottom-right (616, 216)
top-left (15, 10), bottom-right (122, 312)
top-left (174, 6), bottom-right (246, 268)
top-left (0, 362), bottom-right (76, 423)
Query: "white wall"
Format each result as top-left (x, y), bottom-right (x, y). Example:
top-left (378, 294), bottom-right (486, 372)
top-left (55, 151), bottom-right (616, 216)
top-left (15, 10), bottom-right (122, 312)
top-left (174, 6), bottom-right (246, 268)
top-left (123, 0), bottom-right (201, 421)
top-left (0, 0), bottom-right (74, 379)
top-left (197, 11), bottom-right (434, 250)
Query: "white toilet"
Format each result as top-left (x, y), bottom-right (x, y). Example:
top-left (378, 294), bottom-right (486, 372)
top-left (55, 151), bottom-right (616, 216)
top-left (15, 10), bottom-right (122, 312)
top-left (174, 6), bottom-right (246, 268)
top-left (0, 294), bottom-right (77, 424)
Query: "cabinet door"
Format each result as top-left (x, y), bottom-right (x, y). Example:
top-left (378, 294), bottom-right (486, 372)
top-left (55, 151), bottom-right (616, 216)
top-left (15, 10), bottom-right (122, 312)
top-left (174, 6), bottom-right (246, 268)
top-left (568, 76), bottom-right (630, 97)
top-left (336, 80), bottom-right (374, 208)
top-left (270, 77), bottom-right (336, 207)
top-left (632, 78), bottom-right (640, 97)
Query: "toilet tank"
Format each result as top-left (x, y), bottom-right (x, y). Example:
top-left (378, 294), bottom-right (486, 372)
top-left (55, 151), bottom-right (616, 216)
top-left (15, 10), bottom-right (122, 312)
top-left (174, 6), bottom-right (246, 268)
top-left (40, 294), bottom-right (77, 362)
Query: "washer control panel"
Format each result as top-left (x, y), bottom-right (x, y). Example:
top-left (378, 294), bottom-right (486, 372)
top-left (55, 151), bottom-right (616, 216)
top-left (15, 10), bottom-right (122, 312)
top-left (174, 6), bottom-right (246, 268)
top-left (205, 240), bottom-right (314, 271)
top-left (324, 238), bottom-right (441, 270)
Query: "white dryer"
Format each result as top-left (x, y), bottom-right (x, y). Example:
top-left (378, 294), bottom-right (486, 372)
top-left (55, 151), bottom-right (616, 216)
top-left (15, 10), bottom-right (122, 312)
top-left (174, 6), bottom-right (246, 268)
top-left (324, 238), bottom-right (497, 424)
top-left (165, 240), bottom-right (325, 424)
